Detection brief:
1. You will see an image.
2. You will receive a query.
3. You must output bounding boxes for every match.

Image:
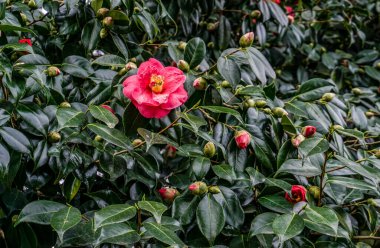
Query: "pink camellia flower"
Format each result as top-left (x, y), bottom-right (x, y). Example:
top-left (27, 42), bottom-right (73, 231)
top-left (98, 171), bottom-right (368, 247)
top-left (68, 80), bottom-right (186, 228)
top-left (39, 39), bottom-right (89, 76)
top-left (235, 130), bottom-right (251, 149)
top-left (19, 38), bottom-right (32, 46)
top-left (286, 6), bottom-right (295, 17)
top-left (274, 0), bottom-right (281, 4)
top-left (302, 125), bottom-right (317, 138)
top-left (101, 104), bottom-right (115, 114)
top-left (122, 58), bottom-right (188, 118)
top-left (285, 185), bottom-right (307, 204)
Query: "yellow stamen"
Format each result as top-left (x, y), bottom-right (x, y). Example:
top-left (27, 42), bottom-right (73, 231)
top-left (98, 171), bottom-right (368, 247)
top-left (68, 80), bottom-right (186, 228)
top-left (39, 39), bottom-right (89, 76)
top-left (149, 74), bottom-right (165, 93)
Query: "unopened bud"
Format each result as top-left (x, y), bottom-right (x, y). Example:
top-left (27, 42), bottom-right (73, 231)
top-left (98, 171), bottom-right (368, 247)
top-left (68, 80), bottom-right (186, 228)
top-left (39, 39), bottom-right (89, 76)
top-left (333, 124), bottom-right (344, 130)
top-left (366, 111), bottom-right (375, 118)
top-left (239, 32), bottom-right (254, 48)
top-left (101, 105), bottom-right (115, 114)
top-left (207, 23), bottom-right (218, 31)
top-left (376, 62), bottom-right (380, 69)
top-left (48, 131), bottom-right (61, 143)
top-left (189, 182), bottom-right (208, 195)
top-left (208, 186), bottom-right (221, 194)
top-left (178, 60), bottom-right (189, 72)
top-left (255, 100), bottom-right (267, 108)
top-left (308, 186), bottom-right (320, 199)
top-left (235, 130), bottom-right (251, 149)
top-left (20, 13), bottom-right (28, 23)
top-left (291, 134), bottom-right (305, 148)
top-left (250, 10), bottom-right (261, 18)
top-left (59, 102), bottom-right (71, 108)
top-left (125, 62), bottom-right (137, 71)
top-left (221, 80), bottom-right (231, 88)
top-left (97, 8), bottom-right (109, 18)
top-left (193, 77), bottom-right (207, 90)
top-left (375, 149), bottom-right (380, 159)
top-left (301, 125), bottom-right (316, 138)
top-left (46, 66), bottom-right (60, 77)
top-left (100, 28), bottom-right (108, 39)
top-left (94, 135), bottom-right (103, 142)
top-left (367, 198), bottom-right (378, 206)
top-left (272, 107), bottom-right (288, 117)
top-left (352, 88), bottom-right (362, 96)
top-left (132, 139), bottom-right (143, 147)
top-left (102, 16), bottom-right (113, 28)
top-left (166, 145), bottom-right (177, 158)
top-left (321, 92), bottom-right (335, 102)
top-left (263, 108), bottom-right (272, 114)
top-left (177, 41), bottom-right (187, 51)
top-left (28, 0), bottom-right (37, 9)
top-left (207, 42), bottom-right (215, 48)
top-left (203, 141), bottom-right (216, 158)
top-left (158, 187), bottom-right (179, 203)
top-left (245, 99), bottom-right (255, 108)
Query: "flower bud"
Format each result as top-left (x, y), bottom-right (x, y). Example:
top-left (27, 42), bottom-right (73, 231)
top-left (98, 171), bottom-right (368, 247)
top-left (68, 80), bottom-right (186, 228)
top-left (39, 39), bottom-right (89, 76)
top-left (59, 101), bottom-right (71, 108)
top-left (320, 47), bottom-right (327, 53)
top-left (287, 15), bottom-right (294, 24)
top-left (189, 182), bottom-right (208, 195)
top-left (92, 50), bottom-right (105, 57)
top-left (28, 0), bottom-right (37, 9)
top-left (358, 68), bottom-right (365, 74)
top-left (235, 130), bottom-right (251, 149)
top-left (375, 149), bottom-right (380, 159)
top-left (352, 88), bottom-right (362, 96)
top-left (102, 16), bottom-right (113, 28)
top-left (291, 134), bottom-right (305, 148)
top-left (275, 69), bottom-right (282, 76)
top-left (193, 77), bottom-right (207, 90)
top-left (118, 68), bottom-right (127, 76)
top-left (208, 186), bottom-right (221, 194)
top-left (255, 100), bottom-right (267, 108)
top-left (96, 8), bottom-right (109, 18)
top-left (366, 111), bottom-right (375, 118)
top-left (177, 41), bottom-right (187, 51)
top-left (272, 107), bottom-right (288, 117)
top-left (203, 141), bottom-right (216, 158)
top-left (221, 80), bottom-right (231, 88)
top-left (367, 198), bottom-right (378, 207)
top-left (207, 22), bottom-right (218, 31)
top-left (158, 187), bottom-right (179, 203)
top-left (333, 124), bottom-right (344, 130)
top-left (48, 131), bottom-right (61, 143)
top-left (301, 125), bottom-right (316, 138)
top-left (101, 105), bottom-right (115, 114)
top-left (20, 13), bottom-right (28, 23)
top-left (250, 10), bottom-right (261, 18)
top-left (165, 145), bottom-right (177, 158)
top-left (308, 186), bottom-right (320, 199)
top-left (132, 138), bottom-right (143, 147)
top-left (100, 28), bottom-right (108, 39)
top-left (377, 62), bottom-right (380, 69)
top-left (94, 135), bottom-right (103, 142)
top-left (245, 99), bottom-right (255, 108)
top-left (125, 62), bottom-right (137, 71)
top-left (46, 66), bottom-right (60, 77)
top-left (263, 108), bottom-right (272, 114)
top-left (178, 60), bottom-right (190, 72)
top-left (239, 32), bottom-right (254, 48)
top-left (207, 42), bottom-right (215, 48)
top-left (321, 92), bottom-right (335, 102)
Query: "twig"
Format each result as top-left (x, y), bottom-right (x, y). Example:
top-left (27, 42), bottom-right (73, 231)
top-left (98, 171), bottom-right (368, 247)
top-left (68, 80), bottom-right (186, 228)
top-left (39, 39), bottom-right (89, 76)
top-left (352, 236), bottom-right (380, 240)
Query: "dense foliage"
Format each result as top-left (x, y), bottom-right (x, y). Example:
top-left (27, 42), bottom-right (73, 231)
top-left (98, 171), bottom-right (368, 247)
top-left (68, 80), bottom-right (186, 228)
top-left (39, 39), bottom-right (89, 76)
top-left (0, 0), bottom-right (380, 247)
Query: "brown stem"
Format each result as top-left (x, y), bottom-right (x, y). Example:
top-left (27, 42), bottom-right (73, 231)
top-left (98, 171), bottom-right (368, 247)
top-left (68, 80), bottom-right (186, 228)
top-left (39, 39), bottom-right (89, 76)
top-left (318, 152), bottom-right (328, 206)
top-left (352, 236), bottom-right (380, 240)
top-left (326, 166), bottom-right (346, 173)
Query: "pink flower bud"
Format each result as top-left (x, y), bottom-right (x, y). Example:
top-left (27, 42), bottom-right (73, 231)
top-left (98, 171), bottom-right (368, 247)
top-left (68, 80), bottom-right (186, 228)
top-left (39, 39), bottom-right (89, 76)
top-left (165, 145), bottom-right (177, 158)
top-left (291, 134), bottom-right (305, 148)
top-left (158, 187), bottom-right (179, 203)
top-left (302, 126), bottom-right (316, 138)
top-left (189, 182), bottom-right (208, 195)
top-left (239, 32), bottom-right (254, 48)
top-left (193, 77), bottom-right (207, 90)
top-left (235, 130), bottom-right (251, 149)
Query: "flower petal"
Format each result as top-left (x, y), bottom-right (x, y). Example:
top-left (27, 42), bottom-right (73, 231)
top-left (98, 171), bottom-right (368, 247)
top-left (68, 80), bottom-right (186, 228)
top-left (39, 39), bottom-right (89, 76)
top-left (160, 87), bottom-right (188, 110)
top-left (133, 101), bottom-right (171, 118)
top-left (162, 66), bottom-right (186, 94)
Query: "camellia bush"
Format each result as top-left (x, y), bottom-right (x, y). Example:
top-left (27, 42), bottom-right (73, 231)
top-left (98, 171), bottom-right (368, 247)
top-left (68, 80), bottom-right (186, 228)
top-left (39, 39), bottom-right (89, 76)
top-left (0, 0), bottom-right (380, 247)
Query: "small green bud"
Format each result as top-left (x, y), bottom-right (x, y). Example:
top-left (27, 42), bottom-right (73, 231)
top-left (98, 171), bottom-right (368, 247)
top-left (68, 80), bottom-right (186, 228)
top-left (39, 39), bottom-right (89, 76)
top-left (263, 108), bottom-right (272, 114)
top-left (275, 69), bottom-right (282, 76)
top-left (96, 8), bottom-right (109, 18)
top-left (320, 47), bottom-right (327, 53)
top-left (100, 28), bottom-right (108, 39)
top-left (207, 22), bottom-right (218, 31)
top-left (250, 10), bottom-right (261, 19)
top-left (376, 62), bottom-right (380, 69)
top-left (28, 0), bottom-right (37, 9)
top-left (333, 124), bottom-right (344, 130)
top-left (367, 198), bottom-right (378, 206)
top-left (255, 100), bottom-right (267, 108)
top-left (308, 186), bottom-right (320, 199)
top-left (245, 99), bottom-right (255, 108)
top-left (321, 92), bottom-right (335, 102)
top-left (375, 149), bottom-right (380, 159)
top-left (177, 41), bottom-right (187, 51)
top-left (48, 131), bottom-right (61, 143)
top-left (221, 80), bottom-right (231, 88)
top-left (352, 88), bottom-right (362, 96)
top-left (20, 13), bottom-right (28, 23)
top-left (94, 135), bottom-right (103, 142)
top-left (207, 42), bottom-right (215, 48)
top-left (102, 16), bottom-right (113, 28)
top-left (208, 186), bottom-right (221, 194)
top-left (365, 111), bottom-right (375, 118)
top-left (358, 68), bottom-right (365, 74)
top-left (132, 139), bottom-right (143, 147)
top-left (189, 182), bottom-right (208, 195)
top-left (177, 60), bottom-right (190, 72)
top-left (46, 66), bottom-right (61, 77)
top-left (193, 77), bottom-right (207, 90)
top-left (272, 107), bottom-right (288, 117)
top-left (203, 141), bottom-right (216, 158)
top-left (59, 102), bottom-right (71, 108)
top-left (239, 32), bottom-right (254, 48)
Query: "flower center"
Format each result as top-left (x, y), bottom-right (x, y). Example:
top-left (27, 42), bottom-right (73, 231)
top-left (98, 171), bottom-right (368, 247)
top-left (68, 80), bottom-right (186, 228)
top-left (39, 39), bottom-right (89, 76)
top-left (149, 74), bottom-right (165, 93)
top-left (293, 194), bottom-right (301, 202)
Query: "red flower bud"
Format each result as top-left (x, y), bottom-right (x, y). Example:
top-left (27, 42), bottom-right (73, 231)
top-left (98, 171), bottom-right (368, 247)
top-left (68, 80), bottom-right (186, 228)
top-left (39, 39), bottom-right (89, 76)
top-left (285, 6), bottom-right (295, 17)
top-left (46, 66), bottom-right (61, 77)
top-left (291, 134), bottom-right (305, 148)
top-left (165, 145), bottom-right (177, 158)
top-left (19, 38), bottom-right (32, 46)
top-left (274, 0), bottom-right (281, 4)
top-left (285, 185), bottom-right (307, 204)
top-left (158, 187), bottom-right (179, 203)
top-left (239, 32), bottom-right (254, 48)
top-left (101, 105), bottom-right (115, 114)
top-left (193, 77), bottom-right (207, 90)
top-left (189, 181), bottom-right (208, 195)
top-left (301, 126), bottom-right (316, 138)
top-left (235, 130), bottom-right (251, 149)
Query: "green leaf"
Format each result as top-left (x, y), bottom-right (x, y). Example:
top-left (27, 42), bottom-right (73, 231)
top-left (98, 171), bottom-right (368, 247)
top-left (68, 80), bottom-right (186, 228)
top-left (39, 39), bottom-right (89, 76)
top-left (81, 19), bottom-right (102, 53)
top-left (335, 155), bottom-right (380, 183)
top-left (272, 213), bottom-right (304, 243)
top-left (267, 0), bottom-right (288, 26)
top-left (57, 108), bottom-right (86, 129)
top-left (258, 195), bottom-right (293, 214)
top-left (296, 78), bottom-right (336, 101)
top-left (144, 222), bottom-right (185, 246)
top-left (91, 0), bottom-right (103, 12)
top-left (364, 66), bottom-right (380, 81)
top-left (109, 10), bottom-right (129, 24)
top-left (137, 128), bottom-right (179, 151)
top-left (0, 24), bottom-right (36, 35)
top-left (192, 156), bottom-right (210, 179)
top-left (246, 167), bottom-right (266, 187)
top-left (326, 176), bottom-right (377, 192)
top-left (17, 103), bottom-right (49, 136)
top-left (51, 206), bottom-right (82, 241)
top-left (265, 178), bottom-right (292, 192)
top-left (212, 164), bottom-right (236, 183)
top-left (138, 201), bottom-right (167, 224)
top-left (298, 138), bottom-right (330, 157)
top-left (281, 115), bottom-right (297, 135)
top-left (184, 37), bottom-right (206, 68)
top-left (303, 206), bottom-right (339, 236)
top-left (0, 127), bottom-right (31, 154)
top-left (89, 105), bottom-right (119, 128)
top-left (201, 105), bottom-right (243, 124)
top-left (94, 204), bottom-right (136, 230)
top-left (250, 212), bottom-right (279, 237)
top-left (196, 194), bottom-right (225, 245)
top-left (92, 55), bottom-right (126, 68)
top-left (15, 200), bottom-right (66, 226)
top-left (62, 56), bottom-right (94, 78)
top-left (95, 223), bottom-right (140, 246)
top-left (217, 56), bottom-right (241, 86)
top-left (278, 159), bottom-right (322, 177)
top-left (87, 123), bottom-right (131, 149)
top-left (214, 186), bottom-right (244, 228)
top-left (172, 195), bottom-right (199, 225)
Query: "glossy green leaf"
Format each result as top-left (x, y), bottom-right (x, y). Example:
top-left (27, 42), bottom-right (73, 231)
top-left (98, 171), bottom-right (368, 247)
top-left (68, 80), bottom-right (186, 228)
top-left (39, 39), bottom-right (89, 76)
top-left (138, 201), bottom-right (167, 224)
top-left (15, 200), bottom-right (66, 226)
top-left (144, 222), bottom-right (185, 246)
top-left (272, 213), bottom-right (304, 243)
top-left (89, 105), bottom-right (119, 128)
top-left (258, 195), bottom-right (293, 214)
top-left (94, 204), bottom-right (136, 230)
top-left (299, 138), bottom-right (330, 157)
top-left (184, 37), bottom-right (206, 68)
top-left (87, 123), bottom-right (131, 149)
top-left (51, 206), bottom-right (82, 241)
